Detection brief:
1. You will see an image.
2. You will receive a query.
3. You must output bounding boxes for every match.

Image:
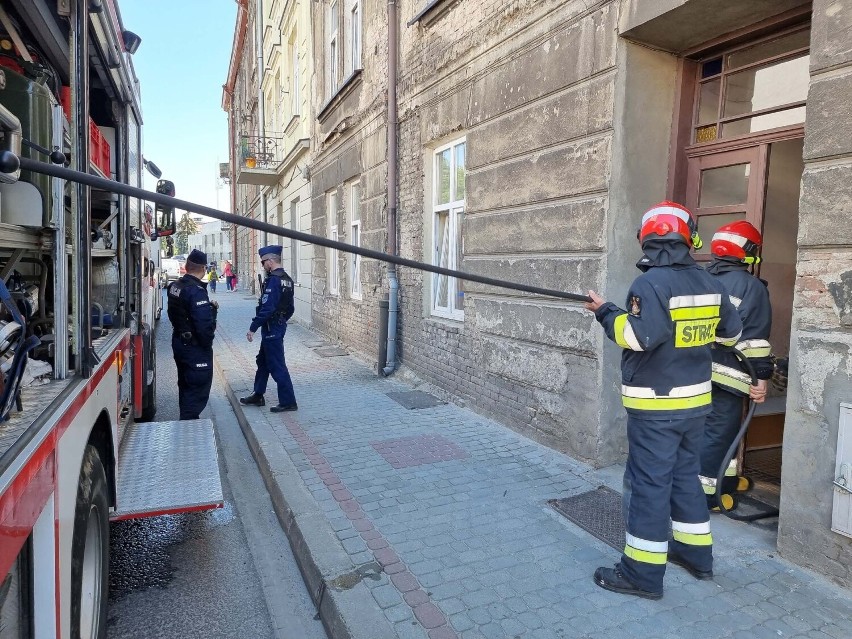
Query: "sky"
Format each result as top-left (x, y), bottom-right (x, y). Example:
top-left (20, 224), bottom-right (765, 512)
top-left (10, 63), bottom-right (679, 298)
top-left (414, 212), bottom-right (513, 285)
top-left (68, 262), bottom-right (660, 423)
top-left (120, 0), bottom-right (237, 213)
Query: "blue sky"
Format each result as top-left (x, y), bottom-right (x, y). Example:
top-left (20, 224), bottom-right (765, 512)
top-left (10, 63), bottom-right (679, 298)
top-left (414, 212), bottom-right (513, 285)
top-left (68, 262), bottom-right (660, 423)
top-left (120, 0), bottom-right (237, 212)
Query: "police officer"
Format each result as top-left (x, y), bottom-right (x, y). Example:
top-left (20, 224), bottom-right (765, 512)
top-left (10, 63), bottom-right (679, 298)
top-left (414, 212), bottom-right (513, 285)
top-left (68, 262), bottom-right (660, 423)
top-left (239, 245), bottom-right (297, 412)
top-left (167, 249), bottom-right (218, 420)
top-left (700, 221), bottom-right (773, 511)
top-left (585, 201), bottom-right (742, 600)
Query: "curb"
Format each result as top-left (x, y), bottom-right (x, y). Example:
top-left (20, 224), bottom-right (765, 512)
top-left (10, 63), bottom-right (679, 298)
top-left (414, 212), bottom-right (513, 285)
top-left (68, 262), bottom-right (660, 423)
top-left (214, 357), bottom-right (397, 639)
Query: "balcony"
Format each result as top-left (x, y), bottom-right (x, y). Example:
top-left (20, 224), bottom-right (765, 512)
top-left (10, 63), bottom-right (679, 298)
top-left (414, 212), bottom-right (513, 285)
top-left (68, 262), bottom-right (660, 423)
top-left (237, 134), bottom-right (284, 186)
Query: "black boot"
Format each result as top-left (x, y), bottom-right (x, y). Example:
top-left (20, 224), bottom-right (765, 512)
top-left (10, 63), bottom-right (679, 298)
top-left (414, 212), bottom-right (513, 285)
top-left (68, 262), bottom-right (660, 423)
top-left (593, 564), bottom-right (662, 600)
top-left (270, 403), bottom-right (298, 413)
top-left (239, 393), bottom-right (265, 406)
top-left (667, 547), bottom-right (713, 580)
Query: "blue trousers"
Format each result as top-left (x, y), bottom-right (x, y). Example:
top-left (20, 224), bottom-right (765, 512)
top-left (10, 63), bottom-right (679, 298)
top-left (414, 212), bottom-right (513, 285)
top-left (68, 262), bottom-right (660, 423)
top-left (621, 413), bottom-right (713, 593)
top-left (700, 388), bottom-right (744, 493)
top-left (172, 340), bottom-right (213, 420)
top-left (253, 333), bottom-right (296, 406)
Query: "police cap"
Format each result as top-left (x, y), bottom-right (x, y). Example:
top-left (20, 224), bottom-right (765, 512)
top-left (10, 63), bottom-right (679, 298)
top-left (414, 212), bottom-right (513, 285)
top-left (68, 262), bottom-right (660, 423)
top-left (258, 245), bottom-right (283, 260)
top-left (187, 249), bottom-right (207, 266)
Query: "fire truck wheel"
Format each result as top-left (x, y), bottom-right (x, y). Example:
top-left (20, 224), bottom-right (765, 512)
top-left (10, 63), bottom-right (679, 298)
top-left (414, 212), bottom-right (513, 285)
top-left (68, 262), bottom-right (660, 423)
top-left (140, 349), bottom-right (157, 422)
top-left (70, 445), bottom-right (109, 639)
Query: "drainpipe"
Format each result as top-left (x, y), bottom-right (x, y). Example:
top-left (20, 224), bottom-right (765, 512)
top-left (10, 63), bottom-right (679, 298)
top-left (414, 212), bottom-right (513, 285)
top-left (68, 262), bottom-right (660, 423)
top-left (256, 0), bottom-right (268, 249)
top-left (382, 0), bottom-right (399, 377)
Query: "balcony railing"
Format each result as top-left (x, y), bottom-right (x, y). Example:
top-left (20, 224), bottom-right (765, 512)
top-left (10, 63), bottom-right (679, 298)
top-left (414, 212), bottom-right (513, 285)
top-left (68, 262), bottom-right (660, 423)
top-left (237, 133), bottom-right (284, 186)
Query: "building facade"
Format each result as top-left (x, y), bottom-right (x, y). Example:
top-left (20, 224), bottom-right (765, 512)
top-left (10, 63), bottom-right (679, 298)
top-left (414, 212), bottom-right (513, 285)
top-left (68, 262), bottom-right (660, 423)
top-left (305, 0), bottom-right (852, 586)
top-left (223, 0), bottom-right (314, 322)
top-left (187, 220), bottom-right (233, 268)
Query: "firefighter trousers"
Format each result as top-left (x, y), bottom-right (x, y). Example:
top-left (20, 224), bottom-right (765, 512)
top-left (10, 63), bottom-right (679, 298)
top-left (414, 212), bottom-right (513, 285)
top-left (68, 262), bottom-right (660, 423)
top-left (699, 387), bottom-right (745, 498)
top-left (621, 413), bottom-right (713, 593)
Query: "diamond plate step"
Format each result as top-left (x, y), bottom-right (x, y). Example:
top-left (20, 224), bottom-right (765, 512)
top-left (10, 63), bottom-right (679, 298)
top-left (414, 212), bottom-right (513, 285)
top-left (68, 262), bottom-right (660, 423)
top-left (111, 419), bottom-right (224, 521)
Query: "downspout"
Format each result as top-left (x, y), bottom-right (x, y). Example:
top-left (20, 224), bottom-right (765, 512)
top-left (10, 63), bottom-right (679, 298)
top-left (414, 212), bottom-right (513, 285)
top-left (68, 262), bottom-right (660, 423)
top-left (256, 0), bottom-right (268, 251)
top-left (382, 0), bottom-right (399, 377)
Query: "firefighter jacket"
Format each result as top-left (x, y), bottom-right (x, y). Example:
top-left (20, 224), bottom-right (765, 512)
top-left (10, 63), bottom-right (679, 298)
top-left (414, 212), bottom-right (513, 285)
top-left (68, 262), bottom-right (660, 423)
top-left (250, 268), bottom-right (295, 335)
top-left (167, 274), bottom-right (217, 348)
top-left (706, 258), bottom-right (773, 396)
top-left (594, 246), bottom-right (742, 419)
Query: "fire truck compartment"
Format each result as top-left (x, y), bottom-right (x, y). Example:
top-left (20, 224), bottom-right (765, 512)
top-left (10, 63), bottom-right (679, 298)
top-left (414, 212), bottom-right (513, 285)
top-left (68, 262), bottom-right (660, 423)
top-left (111, 418), bottom-right (223, 520)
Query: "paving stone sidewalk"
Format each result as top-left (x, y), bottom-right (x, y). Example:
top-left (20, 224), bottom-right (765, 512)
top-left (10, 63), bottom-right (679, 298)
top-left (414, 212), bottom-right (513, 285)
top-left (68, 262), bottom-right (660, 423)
top-left (212, 294), bottom-right (852, 639)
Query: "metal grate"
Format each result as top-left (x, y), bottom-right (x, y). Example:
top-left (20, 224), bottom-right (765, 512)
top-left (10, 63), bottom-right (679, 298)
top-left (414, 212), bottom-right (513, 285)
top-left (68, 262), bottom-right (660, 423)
top-left (313, 346), bottom-right (349, 357)
top-left (549, 486), bottom-right (625, 551)
top-left (386, 390), bottom-right (444, 410)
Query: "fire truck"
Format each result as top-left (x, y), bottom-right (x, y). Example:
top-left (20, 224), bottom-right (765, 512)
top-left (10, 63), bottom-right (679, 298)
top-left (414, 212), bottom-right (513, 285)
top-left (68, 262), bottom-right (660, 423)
top-left (0, 1), bottom-right (222, 637)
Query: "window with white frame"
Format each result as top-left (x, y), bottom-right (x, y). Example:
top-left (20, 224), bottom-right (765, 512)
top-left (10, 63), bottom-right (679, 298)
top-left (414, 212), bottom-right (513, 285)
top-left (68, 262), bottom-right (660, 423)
top-left (327, 191), bottom-right (339, 295)
top-left (327, 1), bottom-right (339, 97)
top-left (290, 198), bottom-right (300, 283)
top-left (431, 138), bottom-right (466, 319)
top-left (349, 181), bottom-right (362, 299)
top-left (345, 0), bottom-right (361, 76)
top-left (291, 37), bottom-right (300, 116)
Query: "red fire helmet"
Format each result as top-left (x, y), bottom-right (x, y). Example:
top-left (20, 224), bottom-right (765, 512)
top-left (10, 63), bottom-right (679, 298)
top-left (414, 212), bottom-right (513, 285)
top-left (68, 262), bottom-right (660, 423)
top-left (710, 220), bottom-right (762, 263)
top-left (639, 201), bottom-right (701, 249)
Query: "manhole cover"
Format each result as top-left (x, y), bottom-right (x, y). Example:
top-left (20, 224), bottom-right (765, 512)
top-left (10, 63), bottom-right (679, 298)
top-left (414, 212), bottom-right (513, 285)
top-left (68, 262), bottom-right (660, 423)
top-left (305, 340), bottom-right (327, 348)
top-left (386, 390), bottom-right (444, 410)
top-left (549, 486), bottom-right (625, 551)
top-left (314, 346), bottom-right (349, 357)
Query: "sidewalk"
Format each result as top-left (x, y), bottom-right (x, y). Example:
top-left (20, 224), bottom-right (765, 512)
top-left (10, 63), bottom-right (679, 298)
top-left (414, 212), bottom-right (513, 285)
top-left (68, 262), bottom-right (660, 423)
top-left (212, 293), bottom-right (852, 639)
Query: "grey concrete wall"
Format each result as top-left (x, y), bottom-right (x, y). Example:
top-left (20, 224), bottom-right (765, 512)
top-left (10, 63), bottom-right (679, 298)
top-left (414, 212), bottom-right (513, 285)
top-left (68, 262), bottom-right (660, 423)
top-left (778, 0), bottom-right (852, 587)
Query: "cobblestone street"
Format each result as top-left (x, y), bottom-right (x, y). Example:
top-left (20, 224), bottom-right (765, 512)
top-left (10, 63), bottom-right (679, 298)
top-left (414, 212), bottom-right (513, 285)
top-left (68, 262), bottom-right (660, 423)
top-left (212, 293), bottom-right (852, 639)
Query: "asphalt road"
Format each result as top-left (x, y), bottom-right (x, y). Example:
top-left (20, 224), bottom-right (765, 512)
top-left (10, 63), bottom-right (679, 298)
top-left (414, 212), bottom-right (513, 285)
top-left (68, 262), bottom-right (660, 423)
top-left (107, 291), bottom-right (327, 639)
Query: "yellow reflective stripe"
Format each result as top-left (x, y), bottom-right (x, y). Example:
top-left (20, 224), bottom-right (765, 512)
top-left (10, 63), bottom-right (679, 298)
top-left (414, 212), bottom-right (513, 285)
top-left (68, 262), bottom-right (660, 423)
top-left (716, 330), bottom-right (741, 347)
top-left (711, 371), bottom-right (751, 394)
top-left (725, 459), bottom-right (738, 478)
top-left (739, 346), bottom-right (772, 358)
top-left (613, 313), bottom-right (630, 349)
top-left (702, 483), bottom-right (716, 495)
top-left (622, 392), bottom-right (712, 411)
top-left (674, 318), bottom-right (720, 347)
top-left (669, 305), bottom-right (720, 320)
top-left (672, 530), bottom-right (713, 546)
top-left (624, 545), bottom-right (667, 565)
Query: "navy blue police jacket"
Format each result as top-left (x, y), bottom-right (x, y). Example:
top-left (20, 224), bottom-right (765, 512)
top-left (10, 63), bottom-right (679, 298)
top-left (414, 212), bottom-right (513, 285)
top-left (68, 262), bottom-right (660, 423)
top-left (167, 274), bottom-right (217, 351)
top-left (250, 268), bottom-right (295, 337)
top-left (706, 258), bottom-right (773, 396)
top-left (594, 246), bottom-right (743, 419)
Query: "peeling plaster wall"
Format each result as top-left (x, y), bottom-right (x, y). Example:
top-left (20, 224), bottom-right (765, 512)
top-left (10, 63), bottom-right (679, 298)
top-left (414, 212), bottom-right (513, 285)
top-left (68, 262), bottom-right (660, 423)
top-left (778, 0), bottom-right (852, 588)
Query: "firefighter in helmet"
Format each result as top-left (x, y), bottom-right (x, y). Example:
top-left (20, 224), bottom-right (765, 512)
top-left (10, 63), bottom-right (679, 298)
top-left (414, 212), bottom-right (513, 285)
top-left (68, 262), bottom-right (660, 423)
top-left (699, 221), bottom-right (772, 511)
top-left (584, 201), bottom-right (742, 599)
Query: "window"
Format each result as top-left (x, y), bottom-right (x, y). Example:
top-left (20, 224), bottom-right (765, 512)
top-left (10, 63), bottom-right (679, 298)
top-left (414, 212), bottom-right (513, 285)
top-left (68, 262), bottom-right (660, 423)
top-left (349, 181), bottom-right (362, 299)
top-left (431, 138), bottom-right (465, 319)
top-left (693, 27), bottom-right (809, 144)
top-left (290, 198), bottom-right (300, 283)
top-left (346, 0), bottom-right (361, 76)
top-left (327, 191), bottom-right (339, 295)
top-left (327, 1), bottom-right (339, 97)
top-left (291, 38), bottom-right (300, 116)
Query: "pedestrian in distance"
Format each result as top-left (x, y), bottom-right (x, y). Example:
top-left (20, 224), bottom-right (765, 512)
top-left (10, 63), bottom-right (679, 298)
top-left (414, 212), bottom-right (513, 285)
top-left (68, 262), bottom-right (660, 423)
top-left (699, 221), bottom-right (772, 512)
top-left (584, 201), bottom-right (742, 600)
top-left (166, 249), bottom-right (218, 420)
top-left (223, 260), bottom-right (234, 291)
top-left (208, 262), bottom-right (219, 294)
top-left (239, 245), bottom-right (298, 413)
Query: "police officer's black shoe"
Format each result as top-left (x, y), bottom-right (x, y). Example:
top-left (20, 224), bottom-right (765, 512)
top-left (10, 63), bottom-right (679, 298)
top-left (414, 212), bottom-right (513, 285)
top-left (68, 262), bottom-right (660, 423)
top-left (667, 547), bottom-right (713, 580)
top-left (593, 564), bottom-right (662, 600)
top-left (239, 393), bottom-right (265, 407)
top-left (270, 403), bottom-right (298, 413)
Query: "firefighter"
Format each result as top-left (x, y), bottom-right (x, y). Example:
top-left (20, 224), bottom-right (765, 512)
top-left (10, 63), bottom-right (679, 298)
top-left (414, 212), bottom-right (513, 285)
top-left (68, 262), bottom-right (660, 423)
top-left (166, 249), bottom-right (218, 420)
top-left (240, 245), bottom-right (298, 412)
top-left (584, 201), bottom-right (742, 599)
top-left (700, 221), bottom-right (772, 511)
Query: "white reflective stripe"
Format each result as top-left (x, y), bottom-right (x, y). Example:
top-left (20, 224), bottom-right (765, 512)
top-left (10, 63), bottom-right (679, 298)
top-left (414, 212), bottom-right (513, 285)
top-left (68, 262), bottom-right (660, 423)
top-left (712, 231), bottom-right (748, 247)
top-left (716, 330), bottom-right (742, 345)
top-left (669, 294), bottom-right (722, 309)
top-left (729, 295), bottom-right (742, 308)
top-left (642, 205), bottom-right (691, 226)
top-left (736, 339), bottom-right (771, 351)
top-left (699, 475), bottom-right (716, 487)
top-left (622, 381), bottom-right (712, 399)
top-left (712, 362), bottom-right (752, 384)
top-left (622, 322), bottom-right (644, 351)
top-left (671, 520), bottom-right (711, 535)
top-left (626, 532), bottom-right (668, 553)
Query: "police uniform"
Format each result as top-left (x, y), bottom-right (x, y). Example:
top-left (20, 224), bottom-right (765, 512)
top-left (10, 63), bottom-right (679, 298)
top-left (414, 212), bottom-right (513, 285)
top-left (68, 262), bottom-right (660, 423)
top-left (242, 246), bottom-right (297, 411)
top-left (166, 250), bottom-right (217, 420)
top-left (700, 257), bottom-right (772, 506)
top-left (591, 202), bottom-right (743, 599)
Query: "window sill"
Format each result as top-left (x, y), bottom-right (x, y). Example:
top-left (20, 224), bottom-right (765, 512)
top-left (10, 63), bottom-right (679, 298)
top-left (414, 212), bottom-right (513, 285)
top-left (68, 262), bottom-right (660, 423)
top-left (426, 314), bottom-right (464, 332)
top-left (407, 0), bottom-right (460, 27)
top-left (317, 70), bottom-right (363, 124)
